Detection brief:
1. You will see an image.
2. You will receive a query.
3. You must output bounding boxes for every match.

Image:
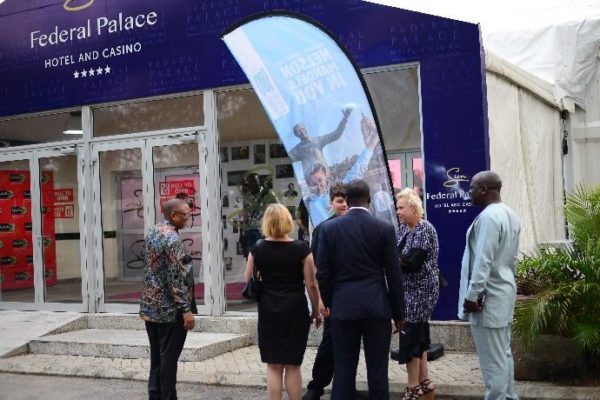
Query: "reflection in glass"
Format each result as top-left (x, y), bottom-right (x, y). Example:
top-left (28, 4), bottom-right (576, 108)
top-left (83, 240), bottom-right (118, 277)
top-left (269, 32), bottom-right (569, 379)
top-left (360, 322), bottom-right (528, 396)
top-left (365, 66), bottom-right (424, 200)
top-left (0, 160), bottom-right (34, 303)
top-left (153, 143), bottom-right (204, 306)
top-left (388, 159), bottom-right (403, 194)
top-left (100, 148), bottom-right (143, 303)
top-left (40, 155), bottom-right (82, 303)
top-left (0, 111), bottom-right (82, 147)
top-left (363, 67), bottom-right (421, 152)
top-left (218, 89), bottom-right (303, 313)
top-left (412, 157), bottom-right (424, 199)
top-left (94, 94), bottom-right (204, 137)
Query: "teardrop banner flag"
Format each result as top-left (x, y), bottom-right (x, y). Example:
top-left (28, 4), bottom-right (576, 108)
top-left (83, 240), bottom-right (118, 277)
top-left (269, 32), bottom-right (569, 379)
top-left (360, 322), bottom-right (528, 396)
top-left (223, 12), bottom-right (397, 229)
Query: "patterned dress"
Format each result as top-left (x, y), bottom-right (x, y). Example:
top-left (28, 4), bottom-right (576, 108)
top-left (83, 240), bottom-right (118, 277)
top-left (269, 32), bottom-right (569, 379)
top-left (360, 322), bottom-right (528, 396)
top-left (139, 220), bottom-right (195, 323)
top-left (397, 219), bottom-right (440, 322)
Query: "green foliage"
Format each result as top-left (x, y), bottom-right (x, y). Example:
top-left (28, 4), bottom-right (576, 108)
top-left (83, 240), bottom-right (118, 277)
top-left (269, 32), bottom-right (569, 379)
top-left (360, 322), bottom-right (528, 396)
top-left (514, 184), bottom-right (600, 354)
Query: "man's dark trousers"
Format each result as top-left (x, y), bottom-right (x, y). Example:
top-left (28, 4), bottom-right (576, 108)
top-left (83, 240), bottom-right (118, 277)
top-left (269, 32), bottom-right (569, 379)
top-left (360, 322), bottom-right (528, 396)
top-left (145, 314), bottom-right (188, 400)
top-left (331, 318), bottom-right (391, 400)
top-left (305, 318), bottom-right (333, 398)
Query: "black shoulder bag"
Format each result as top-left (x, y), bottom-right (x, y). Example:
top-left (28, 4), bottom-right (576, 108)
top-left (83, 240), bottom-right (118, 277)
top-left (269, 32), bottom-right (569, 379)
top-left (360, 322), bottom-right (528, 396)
top-left (397, 234), bottom-right (428, 274)
top-left (242, 240), bottom-right (263, 301)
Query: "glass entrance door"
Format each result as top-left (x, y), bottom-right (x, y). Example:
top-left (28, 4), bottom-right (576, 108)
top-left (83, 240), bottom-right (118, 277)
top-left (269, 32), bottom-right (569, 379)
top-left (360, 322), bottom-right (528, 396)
top-left (0, 148), bottom-right (86, 311)
top-left (387, 150), bottom-right (423, 196)
top-left (92, 131), bottom-right (209, 313)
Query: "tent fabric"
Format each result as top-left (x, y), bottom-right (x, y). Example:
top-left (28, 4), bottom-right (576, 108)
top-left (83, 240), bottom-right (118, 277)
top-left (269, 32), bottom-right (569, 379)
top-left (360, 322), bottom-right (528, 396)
top-left (486, 72), bottom-right (566, 253)
top-left (485, 18), bottom-right (600, 110)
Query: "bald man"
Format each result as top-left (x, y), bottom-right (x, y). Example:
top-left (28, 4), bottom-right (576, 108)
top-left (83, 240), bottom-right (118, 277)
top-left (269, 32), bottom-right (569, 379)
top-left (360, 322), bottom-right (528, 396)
top-left (458, 171), bottom-right (521, 400)
top-left (140, 198), bottom-right (196, 400)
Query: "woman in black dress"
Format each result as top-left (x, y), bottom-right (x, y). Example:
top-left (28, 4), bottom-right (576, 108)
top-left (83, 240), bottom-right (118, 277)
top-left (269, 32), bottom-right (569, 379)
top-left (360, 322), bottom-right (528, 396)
top-left (244, 203), bottom-right (321, 400)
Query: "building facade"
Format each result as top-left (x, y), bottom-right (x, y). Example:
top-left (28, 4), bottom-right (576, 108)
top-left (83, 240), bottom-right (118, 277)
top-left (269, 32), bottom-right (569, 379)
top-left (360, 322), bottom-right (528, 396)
top-left (0, 0), bottom-right (489, 319)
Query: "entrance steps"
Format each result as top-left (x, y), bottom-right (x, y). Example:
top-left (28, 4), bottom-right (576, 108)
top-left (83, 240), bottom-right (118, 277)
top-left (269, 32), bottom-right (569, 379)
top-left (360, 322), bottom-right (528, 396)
top-left (14, 314), bottom-right (256, 362)
top-left (0, 313), bottom-right (476, 361)
top-left (28, 329), bottom-right (248, 362)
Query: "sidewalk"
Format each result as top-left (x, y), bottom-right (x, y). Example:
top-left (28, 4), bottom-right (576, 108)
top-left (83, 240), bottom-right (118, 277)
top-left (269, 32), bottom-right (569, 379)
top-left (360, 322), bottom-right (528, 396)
top-left (0, 310), bottom-right (598, 399)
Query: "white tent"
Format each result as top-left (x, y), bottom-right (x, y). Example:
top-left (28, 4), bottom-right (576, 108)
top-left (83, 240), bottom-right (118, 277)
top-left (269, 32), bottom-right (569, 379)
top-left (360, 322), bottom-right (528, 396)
top-left (485, 52), bottom-right (566, 252)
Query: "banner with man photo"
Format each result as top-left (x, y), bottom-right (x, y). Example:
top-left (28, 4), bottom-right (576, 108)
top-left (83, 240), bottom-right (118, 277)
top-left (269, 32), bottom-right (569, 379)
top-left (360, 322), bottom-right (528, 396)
top-left (223, 12), bottom-right (397, 229)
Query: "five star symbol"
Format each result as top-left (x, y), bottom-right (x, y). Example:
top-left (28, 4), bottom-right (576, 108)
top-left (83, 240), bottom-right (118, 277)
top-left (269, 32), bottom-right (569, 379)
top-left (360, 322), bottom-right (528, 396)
top-left (73, 66), bottom-right (111, 79)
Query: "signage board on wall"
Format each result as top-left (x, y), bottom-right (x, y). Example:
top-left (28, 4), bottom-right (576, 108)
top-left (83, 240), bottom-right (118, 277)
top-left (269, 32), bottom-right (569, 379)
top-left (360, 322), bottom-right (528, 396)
top-left (158, 180), bottom-right (195, 198)
top-left (54, 188), bottom-right (74, 203)
top-left (53, 204), bottom-right (75, 218)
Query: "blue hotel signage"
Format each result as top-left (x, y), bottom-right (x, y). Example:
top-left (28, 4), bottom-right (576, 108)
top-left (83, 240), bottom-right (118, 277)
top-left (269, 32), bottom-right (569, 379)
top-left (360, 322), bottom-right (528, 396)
top-left (0, 0), bottom-right (489, 320)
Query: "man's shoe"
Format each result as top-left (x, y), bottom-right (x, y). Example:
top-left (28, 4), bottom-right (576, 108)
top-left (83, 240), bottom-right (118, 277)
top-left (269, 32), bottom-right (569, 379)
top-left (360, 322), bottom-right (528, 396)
top-left (302, 389), bottom-right (321, 400)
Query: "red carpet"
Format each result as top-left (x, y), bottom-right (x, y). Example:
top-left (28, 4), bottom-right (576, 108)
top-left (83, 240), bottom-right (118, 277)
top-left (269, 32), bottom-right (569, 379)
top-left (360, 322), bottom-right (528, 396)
top-left (107, 282), bottom-right (246, 301)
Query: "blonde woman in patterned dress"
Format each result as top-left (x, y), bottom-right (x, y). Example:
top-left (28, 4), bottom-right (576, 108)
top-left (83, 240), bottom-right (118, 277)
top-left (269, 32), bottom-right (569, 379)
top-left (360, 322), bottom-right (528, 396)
top-left (395, 188), bottom-right (440, 400)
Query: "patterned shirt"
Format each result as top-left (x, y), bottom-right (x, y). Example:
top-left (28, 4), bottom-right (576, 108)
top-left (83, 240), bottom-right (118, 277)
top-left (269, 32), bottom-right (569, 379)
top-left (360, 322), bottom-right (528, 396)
top-left (139, 220), bottom-right (194, 323)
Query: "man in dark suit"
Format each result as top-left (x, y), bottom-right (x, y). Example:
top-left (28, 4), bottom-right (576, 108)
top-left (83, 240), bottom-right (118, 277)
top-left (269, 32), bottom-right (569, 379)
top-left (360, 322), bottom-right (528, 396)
top-left (316, 179), bottom-right (405, 400)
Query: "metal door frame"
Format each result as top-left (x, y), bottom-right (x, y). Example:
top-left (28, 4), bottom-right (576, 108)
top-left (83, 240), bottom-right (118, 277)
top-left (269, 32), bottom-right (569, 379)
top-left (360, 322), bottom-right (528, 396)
top-left (90, 129), bottom-right (211, 314)
top-left (0, 145), bottom-right (88, 312)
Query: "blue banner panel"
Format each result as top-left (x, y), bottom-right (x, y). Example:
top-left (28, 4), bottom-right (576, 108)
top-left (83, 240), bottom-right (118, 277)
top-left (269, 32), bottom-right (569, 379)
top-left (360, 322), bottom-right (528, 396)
top-left (223, 14), bottom-right (397, 229)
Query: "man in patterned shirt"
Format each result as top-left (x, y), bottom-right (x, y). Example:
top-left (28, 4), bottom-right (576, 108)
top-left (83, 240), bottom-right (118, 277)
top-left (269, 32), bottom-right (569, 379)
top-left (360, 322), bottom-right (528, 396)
top-left (140, 198), bottom-right (196, 400)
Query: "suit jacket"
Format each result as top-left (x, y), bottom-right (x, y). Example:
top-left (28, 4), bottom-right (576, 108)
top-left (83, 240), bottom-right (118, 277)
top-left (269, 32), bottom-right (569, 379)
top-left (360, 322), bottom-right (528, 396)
top-left (458, 202), bottom-right (521, 327)
top-left (316, 208), bottom-right (404, 320)
top-left (310, 215), bottom-right (336, 256)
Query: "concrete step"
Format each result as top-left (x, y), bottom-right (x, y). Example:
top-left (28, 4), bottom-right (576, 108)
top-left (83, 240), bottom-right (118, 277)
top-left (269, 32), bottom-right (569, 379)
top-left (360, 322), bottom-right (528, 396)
top-left (57, 314), bottom-right (475, 352)
top-left (29, 329), bottom-right (250, 362)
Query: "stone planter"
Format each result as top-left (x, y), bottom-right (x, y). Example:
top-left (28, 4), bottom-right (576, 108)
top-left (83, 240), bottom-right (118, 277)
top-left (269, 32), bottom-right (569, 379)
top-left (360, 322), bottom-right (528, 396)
top-left (512, 334), bottom-right (586, 381)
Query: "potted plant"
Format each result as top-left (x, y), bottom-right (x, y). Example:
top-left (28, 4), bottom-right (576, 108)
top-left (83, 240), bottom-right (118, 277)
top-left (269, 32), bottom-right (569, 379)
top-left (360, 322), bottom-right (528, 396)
top-left (513, 184), bottom-right (600, 381)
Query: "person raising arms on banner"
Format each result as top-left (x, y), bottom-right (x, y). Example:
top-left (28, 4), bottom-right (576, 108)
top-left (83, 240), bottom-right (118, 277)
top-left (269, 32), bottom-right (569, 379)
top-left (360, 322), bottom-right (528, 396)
top-left (305, 113), bottom-right (379, 224)
top-left (289, 107), bottom-right (352, 187)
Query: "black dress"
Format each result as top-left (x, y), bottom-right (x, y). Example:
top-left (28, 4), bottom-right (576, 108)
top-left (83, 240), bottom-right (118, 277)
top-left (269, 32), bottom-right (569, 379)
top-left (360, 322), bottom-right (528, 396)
top-left (252, 239), bottom-right (311, 365)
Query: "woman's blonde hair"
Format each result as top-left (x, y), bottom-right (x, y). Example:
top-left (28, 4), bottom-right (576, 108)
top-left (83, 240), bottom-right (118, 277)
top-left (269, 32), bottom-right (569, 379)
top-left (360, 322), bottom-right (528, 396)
top-left (261, 203), bottom-right (294, 238)
top-left (396, 188), bottom-right (424, 218)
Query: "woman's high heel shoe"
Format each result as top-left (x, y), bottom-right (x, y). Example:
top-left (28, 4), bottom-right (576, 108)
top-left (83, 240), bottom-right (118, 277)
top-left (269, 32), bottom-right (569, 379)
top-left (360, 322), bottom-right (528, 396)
top-left (403, 384), bottom-right (423, 400)
top-left (419, 378), bottom-right (435, 399)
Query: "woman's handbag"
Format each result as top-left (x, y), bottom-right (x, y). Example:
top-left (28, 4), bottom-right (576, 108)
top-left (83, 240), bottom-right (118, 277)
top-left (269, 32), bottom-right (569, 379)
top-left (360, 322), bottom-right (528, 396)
top-left (242, 240), bottom-right (263, 301)
top-left (242, 268), bottom-right (262, 301)
top-left (398, 234), bottom-right (427, 274)
top-left (400, 248), bottom-right (428, 273)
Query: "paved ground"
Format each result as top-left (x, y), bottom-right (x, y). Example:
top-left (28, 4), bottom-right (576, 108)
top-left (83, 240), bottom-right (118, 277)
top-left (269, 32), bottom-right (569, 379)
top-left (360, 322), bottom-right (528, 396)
top-left (0, 373), bottom-right (267, 400)
top-left (0, 310), bottom-right (81, 357)
top-left (0, 310), bottom-right (599, 399)
top-left (0, 347), bottom-right (482, 388)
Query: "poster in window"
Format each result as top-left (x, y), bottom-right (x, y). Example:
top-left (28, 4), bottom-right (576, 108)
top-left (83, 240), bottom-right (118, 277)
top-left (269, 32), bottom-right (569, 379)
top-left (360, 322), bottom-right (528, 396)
top-left (269, 143), bottom-right (287, 158)
top-left (227, 170), bottom-right (245, 187)
top-left (254, 144), bottom-right (266, 164)
top-left (231, 146), bottom-right (250, 160)
top-left (275, 164), bottom-right (294, 178)
top-left (220, 147), bottom-right (229, 162)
